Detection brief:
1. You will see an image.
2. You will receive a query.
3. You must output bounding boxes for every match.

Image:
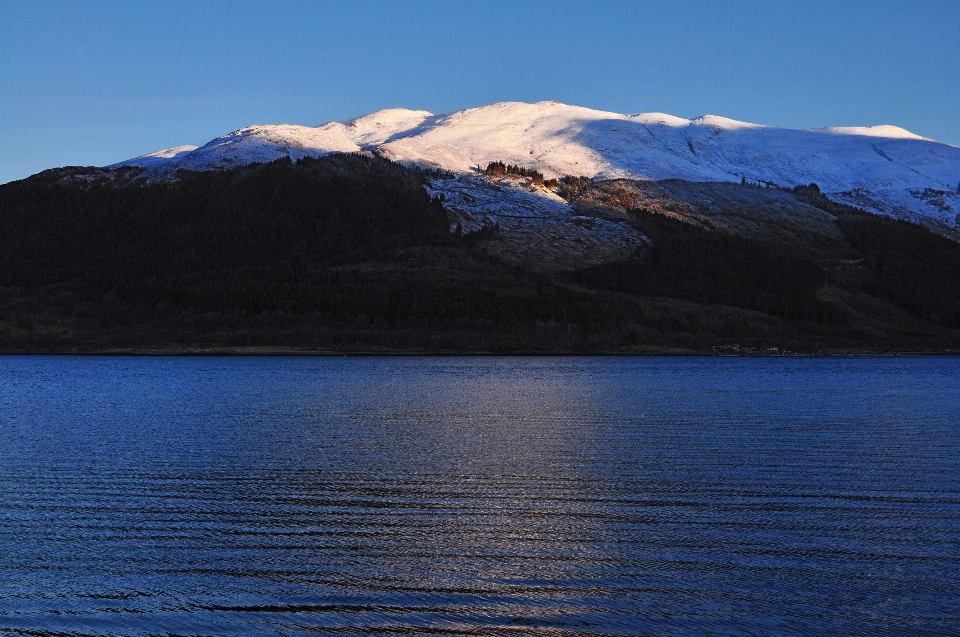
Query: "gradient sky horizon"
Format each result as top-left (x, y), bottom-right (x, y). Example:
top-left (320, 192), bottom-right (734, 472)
top-left (1, 0), bottom-right (958, 183)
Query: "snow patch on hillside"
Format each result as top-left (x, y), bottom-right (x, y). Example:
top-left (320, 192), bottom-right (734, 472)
top-left (427, 172), bottom-right (646, 270)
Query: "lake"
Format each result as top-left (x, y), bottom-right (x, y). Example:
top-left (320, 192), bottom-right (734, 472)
top-left (1, 356), bottom-right (958, 636)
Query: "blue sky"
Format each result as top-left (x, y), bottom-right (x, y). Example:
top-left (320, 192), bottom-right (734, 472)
top-left (1, 0), bottom-right (958, 183)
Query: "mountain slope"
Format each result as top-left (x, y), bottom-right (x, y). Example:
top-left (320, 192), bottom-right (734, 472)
top-left (112, 101), bottom-right (960, 227)
top-left (5, 155), bottom-right (960, 353)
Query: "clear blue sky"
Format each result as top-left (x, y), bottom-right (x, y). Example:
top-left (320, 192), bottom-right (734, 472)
top-left (1, 0), bottom-right (958, 183)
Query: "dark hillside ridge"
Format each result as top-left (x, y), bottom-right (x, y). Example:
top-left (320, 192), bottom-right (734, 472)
top-left (1, 156), bottom-right (959, 353)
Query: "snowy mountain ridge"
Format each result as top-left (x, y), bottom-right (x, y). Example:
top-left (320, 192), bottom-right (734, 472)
top-left (112, 100), bottom-right (960, 227)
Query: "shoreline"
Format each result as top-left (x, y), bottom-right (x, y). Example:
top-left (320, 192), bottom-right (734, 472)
top-left (3, 346), bottom-right (959, 357)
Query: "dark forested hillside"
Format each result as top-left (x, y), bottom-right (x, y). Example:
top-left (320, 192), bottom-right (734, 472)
top-left (1, 156), bottom-right (959, 353)
top-left (0, 155), bottom-right (450, 291)
top-left (835, 213), bottom-right (960, 328)
top-left (571, 209), bottom-right (831, 322)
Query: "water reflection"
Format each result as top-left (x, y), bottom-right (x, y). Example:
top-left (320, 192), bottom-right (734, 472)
top-left (1, 356), bottom-right (958, 635)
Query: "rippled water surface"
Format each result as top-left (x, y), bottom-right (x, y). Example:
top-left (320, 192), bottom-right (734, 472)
top-left (1, 356), bottom-right (959, 636)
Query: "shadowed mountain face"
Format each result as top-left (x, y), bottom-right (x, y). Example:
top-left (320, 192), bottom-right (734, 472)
top-left (570, 179), bottom-right (860, 260)
top-left (1, 155), bottom-right (960, 354)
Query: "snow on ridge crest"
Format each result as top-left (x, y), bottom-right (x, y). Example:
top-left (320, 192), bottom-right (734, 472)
top-left (110, 100), bottom-right (960, 225)
top-left (136, 145), bottom-right (199, 160)
top-left (126, 123), bottom-right (362, 173)
top-left (346, 108), bottom-right (434, 148)
top-left (626, 113), bottom-right (690, 127)
top-left (111, 145), bottom-right (198, 169)
top-left (689, 115), bottom-right (767, 130)
top-left (811, 125), bottom-right (930, 141)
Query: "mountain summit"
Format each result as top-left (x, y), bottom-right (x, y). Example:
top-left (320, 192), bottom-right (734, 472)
top-left (113, 100), bottom-right (960, 226)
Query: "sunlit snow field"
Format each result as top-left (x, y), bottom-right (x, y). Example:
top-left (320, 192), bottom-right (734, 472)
top-left (115, 101), bottom-right (960, 227)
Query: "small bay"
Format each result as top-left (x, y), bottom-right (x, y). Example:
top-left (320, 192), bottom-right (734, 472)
top-left (1, 356), bottom-right (958, 636)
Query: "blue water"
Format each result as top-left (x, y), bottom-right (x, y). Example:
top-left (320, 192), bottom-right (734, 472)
top-left (1, 356), bottom-right (958, 636)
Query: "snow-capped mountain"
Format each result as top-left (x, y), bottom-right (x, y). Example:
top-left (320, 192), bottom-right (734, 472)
top-left (113, 101), bottom-right (960, 226)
